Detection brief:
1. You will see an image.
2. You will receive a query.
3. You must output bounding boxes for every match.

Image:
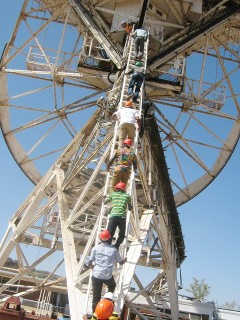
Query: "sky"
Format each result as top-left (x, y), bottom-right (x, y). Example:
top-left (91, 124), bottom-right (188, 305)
top-left (0, 0), bottom-right (240, 309)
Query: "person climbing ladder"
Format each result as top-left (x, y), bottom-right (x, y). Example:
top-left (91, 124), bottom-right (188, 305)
top-left (104, 181), bottom-right (132, 250)
top-left (88, 230), bottom-right (127, 313)
top-left (106, 138), bottom-right (137, 189)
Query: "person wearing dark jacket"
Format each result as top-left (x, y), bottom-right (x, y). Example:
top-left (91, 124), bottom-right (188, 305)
top-left (126, 61), bottom-right (145, 102)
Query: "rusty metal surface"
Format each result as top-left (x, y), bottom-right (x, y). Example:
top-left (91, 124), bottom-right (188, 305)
top-left (0, 296), bottom-right (55, 320)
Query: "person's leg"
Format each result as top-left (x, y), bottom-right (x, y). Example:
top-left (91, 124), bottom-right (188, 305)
top-left (114, 217), bottom-right (126, 250)
top-left (92, 276), bottom-right (103, 313)
top-left (104, 276), bottom-right (116, 293)
top-left (133, 76), bottom-right (143, 100)
top-left (112, 170), bottom-right (126, 190)
top-left (119, 123), bottom-right (127, 146)
top-left (111, 170), bottom-right (119, 190)
top-left (126, 123), bottom-right (135, 140)
top-left (117, 171), bottom-right (126, 183)
top-left (128, 76), bottom-right (135, 95)
top-left (134, 38), bottom-right (139, 56)
top-left (107, 218), bottom-right (118, 244)
top-left (121, 169), bottom-right (131, 185)
top-left (128, 86), bottom-right (133, 95)
top-left (138, 38), bottom-right (144, 58)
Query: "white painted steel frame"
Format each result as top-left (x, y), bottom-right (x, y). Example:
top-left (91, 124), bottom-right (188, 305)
top-left (0, 1), bottom-right (240, 320)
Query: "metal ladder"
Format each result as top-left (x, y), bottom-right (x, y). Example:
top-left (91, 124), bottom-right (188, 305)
top-left (102, 31), bottom-right (151, 314)
top-left (81, 30), bottom-right (151, 316)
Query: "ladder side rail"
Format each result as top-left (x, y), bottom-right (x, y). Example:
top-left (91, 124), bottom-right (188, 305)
top-left (128, 34), bottom-right (150, 234)
top-left (103, 34), bottom-right (144, 311)
top-left (104, 35), bottom-right (137, 232)
top-left (115, 25), bottom-right (150, 280)
top-left (124, 28), bottom-right (150, 155)
top-left (82, 30), bottom-right (149, 316)
top-left (85, 32), bottom-right (135, 239)
top-left (132, 31), bottom-right (150, 151)
top-left (105, 33), bottom-right (137, 181)
top-left (111, 32), bottom-right (150, 257)
top-left (80, 35), bottom-right (135, 314)
top-left (121, 36), bottom-right (137, 103)
top-left (124, 172), bottom-right (141, 240)
top-left (122, 34), bottom-right (132, 61)
top-left (113, 167), bottom-right (141, 306)
top-left (115, 29), bottom-right (151, 313)
top-left (113, 178), bottom-right (142, 308)
top-left (116, 210), bottom-right (154, 313)
top-left (129, 180), bottom-right (141, 238)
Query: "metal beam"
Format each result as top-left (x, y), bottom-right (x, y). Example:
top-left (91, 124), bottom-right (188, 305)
top-left (68, 0), bottom-right (122, 69)
top-left (148, 4), bottom-right (238, 69)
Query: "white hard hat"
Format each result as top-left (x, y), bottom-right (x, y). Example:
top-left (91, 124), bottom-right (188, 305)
top-left (103, 292), bottom-right (116, 301)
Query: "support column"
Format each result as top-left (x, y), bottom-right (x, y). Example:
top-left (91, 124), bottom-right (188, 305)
top-left (56, 166), bottom-right (84, 320)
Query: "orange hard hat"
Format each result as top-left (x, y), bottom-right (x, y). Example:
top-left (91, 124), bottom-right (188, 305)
top-left (99, 230), bottom-right (111, 241)
top-left (125, 101), bottom-right (132, 107)
top-left (95, 299), bottom-right (114, 319)
top-left (114, 182), bottom-right (126, 191)
top-left (123, 138), bottom-right (133, 146)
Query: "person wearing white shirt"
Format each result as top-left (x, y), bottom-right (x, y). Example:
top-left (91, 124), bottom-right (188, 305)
top-left (112, 101), bottom-right (141, 146)
top-left (125, 61), bottom-right (145, 102)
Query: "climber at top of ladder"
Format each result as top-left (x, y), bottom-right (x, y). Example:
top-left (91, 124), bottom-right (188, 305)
top-left (110, 26), bottom-right (149, 149)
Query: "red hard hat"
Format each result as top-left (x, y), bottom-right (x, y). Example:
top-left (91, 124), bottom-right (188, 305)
top-left (99, 230), bottom-right (111, 241)
top-left (123, 138), bottom-right (133, 146)
top-left (115, 182), bottom-right (126, 191)
top-left (95, 299), bottom-right (114, 319)
top-left (125, 101), bottom-right (132, 107)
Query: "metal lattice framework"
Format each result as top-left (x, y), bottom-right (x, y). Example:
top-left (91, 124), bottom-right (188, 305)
top-left (0, 1), bottom-right (239, 319)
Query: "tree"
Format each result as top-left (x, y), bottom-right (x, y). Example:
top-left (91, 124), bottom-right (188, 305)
top-left (186, 277), bottom-right (210, 302)
top-left (221, 301), bottom-right (240, 311)
top-left (4, 257), bottom-right (19, 268)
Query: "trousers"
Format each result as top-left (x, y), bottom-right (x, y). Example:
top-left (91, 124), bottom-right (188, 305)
top-left (107, 217), bottom-right (126, 249)
top-left (118, 122), bottom-right (136, 145)
top-left (91, 275), bottom-right (116, 312)
top-left (111, 169), bottom-right (131, 189)
top-left (134, 36), bottom-right (145, 58)
top-left (128, 74), bottom-right (144, 101)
